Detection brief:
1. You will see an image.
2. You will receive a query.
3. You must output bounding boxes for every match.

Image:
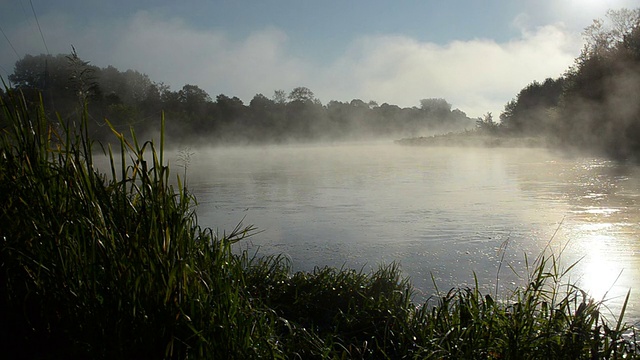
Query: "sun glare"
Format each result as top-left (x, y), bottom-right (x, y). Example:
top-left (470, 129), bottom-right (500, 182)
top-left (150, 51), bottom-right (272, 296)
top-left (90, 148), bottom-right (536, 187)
top-left (575, 233), bottom-right (627, 302)
top-left (550, 0), bottom-right (625, 27)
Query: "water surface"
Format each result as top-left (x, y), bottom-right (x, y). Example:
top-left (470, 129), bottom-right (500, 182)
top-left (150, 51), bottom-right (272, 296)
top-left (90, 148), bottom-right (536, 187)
top-left (179, 143), bottom-right (640, 322)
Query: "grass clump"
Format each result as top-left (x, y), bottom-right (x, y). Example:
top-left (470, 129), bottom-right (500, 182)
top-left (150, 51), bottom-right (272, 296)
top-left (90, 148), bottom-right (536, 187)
top-left (0, 87), bottom-right (637, 359)
top-left (409, 254), bottom-right (636, 359)
top-left (244, 258), bottom-right (415, 358)
top-left (0, 88), bottom-right (274, 359)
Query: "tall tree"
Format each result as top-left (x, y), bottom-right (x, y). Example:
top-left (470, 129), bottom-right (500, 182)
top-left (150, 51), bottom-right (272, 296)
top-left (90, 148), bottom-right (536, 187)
top-left (499, 78), bottom-right (564, 134)
top-left (288, 87), bottom-right (316, 103)
top-left (556, 8), bottom-right (640, 157)
top-left (272, 89), bottom-right (287, 104)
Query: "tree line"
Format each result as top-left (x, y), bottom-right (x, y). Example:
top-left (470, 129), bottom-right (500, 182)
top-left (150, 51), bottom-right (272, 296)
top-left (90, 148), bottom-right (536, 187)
top-left (3, 8), bottom-right (638, 157)
top-left (495, 8), bottom-right (640, 160)
top-left (1, 51), bottom-right (473, 145)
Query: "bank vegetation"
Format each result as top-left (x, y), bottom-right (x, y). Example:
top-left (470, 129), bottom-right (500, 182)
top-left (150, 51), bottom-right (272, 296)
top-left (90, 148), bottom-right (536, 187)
top-left (1, 87), bottom-right (638, 359)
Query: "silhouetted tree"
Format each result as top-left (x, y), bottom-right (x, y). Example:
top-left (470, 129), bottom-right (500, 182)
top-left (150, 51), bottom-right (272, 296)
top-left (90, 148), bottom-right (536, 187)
top-left (6, 53), bottom-right (475, 145)
top-left (272, 89), bottom-right (287, 104)
top-left (179, 85), bottom-right (211, 109)
top-left (476, 112), bottom-right (498, 133)
top-left (493, 8), bottom-right (640, 158)
top-left (555, 8), bottom-right (640, 157)
top-left (10, 54), bottom-right (77, 112)
top-left (285, 87), bottom-right (324, 138)
top-left (288, 87), bottom-right (316, 103)
top-left (213, 94), bottom-right (246, 135)
top-left (499, 78), bottom-right (564, 135)
top-left (420, 98), bottom-right (451, 114)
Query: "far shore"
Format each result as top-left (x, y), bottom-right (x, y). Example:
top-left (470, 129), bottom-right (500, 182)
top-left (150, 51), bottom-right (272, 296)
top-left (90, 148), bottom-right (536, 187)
top-left (395, 132), bottom-right (550, 148)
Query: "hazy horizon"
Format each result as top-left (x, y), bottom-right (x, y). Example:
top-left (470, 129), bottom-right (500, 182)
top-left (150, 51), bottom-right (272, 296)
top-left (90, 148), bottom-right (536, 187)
top-left (2, 0), bottom-right (638, 118)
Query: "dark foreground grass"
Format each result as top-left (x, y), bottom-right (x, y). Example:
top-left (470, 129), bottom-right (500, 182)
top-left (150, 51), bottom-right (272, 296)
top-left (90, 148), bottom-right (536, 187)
top-left (0, 88), bottom-right (637, 359)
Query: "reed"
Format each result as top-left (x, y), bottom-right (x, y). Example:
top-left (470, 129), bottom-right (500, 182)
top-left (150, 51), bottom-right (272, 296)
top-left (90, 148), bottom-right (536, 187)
top-left (0, 87), bottom-right (637, 359)
top-left (407, 253), bottom-right (635, 359)
top-left (0, 87), bottom-right (271, 358)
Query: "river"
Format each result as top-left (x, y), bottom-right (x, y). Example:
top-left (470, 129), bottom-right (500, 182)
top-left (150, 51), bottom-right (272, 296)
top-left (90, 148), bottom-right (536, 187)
top-left (176, 142), bottom-right (640, 323)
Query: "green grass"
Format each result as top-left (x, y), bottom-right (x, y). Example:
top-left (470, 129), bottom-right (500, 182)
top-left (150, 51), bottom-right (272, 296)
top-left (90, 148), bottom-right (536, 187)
top-left (0, 87), bottom-right (637, 359)
top-left (0, 88), bottom-right (271, 359)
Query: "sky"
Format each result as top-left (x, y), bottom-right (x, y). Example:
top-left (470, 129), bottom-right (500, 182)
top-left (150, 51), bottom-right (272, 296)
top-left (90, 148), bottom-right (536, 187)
top-left (0, 0), bottom-right (637, 118)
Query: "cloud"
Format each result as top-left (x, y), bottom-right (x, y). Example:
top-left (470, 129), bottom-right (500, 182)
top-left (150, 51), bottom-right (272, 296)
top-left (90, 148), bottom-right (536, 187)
top-left (104, 11), bottom-right (311, 100)
top-left (0, 10), bottom-right (310, 99)
top-left (111, 12), bottom-right (580, 118)
top-left (2, 10), bottom-right (583, 118)
top-left (0, 11), bottom-right (124, 78)
top-left (316, 24), bottom-right (581, 117)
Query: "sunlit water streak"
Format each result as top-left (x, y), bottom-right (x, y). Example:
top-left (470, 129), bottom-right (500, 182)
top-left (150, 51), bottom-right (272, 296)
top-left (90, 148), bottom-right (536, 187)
top-left (126, 143), bottom-right (640, 323)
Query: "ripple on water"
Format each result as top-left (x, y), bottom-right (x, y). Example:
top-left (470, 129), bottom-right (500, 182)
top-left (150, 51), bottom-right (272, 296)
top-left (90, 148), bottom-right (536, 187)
top-left (172, 145), bottom-right (640, 322)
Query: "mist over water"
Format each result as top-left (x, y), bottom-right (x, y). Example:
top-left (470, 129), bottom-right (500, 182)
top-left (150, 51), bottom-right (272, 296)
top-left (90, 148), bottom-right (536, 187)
top-left (172, 142), bottom-right (640, 321)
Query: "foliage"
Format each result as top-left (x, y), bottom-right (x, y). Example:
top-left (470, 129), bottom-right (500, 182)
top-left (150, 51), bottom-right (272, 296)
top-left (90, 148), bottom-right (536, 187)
top-left (556, 8), bottom-right (640, 158)
top-left (499, 78), bottom-right (565, 135)
top-left (288, 86), bottom-right (317, 103)
top-left (498, 7), bottom-right (640, 160)
top-left (476, 112), bottom-right (499, 133)
top-left (0, 87), bottom-right (272, 359)
top-left (5, 52), bottom-right (474, 145)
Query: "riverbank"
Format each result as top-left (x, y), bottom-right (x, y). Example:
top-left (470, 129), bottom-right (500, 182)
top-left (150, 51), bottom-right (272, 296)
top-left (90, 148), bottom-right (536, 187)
top-left (1, 91), bottom-right (637, 358)
top-left (396, 131), bottom-right (549, 148)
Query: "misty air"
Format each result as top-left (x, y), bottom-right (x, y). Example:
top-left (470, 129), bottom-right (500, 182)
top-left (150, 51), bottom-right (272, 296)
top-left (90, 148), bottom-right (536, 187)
top-left (2, 2), bottom-right (640, 359)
